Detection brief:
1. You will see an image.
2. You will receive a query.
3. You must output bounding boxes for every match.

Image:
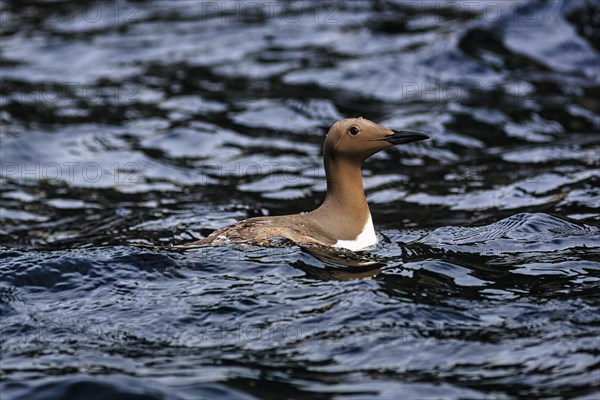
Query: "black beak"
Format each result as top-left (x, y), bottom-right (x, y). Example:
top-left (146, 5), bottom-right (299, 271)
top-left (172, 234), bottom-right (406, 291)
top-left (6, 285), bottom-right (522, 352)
top-left (373, 130), bottom-right (429, 145)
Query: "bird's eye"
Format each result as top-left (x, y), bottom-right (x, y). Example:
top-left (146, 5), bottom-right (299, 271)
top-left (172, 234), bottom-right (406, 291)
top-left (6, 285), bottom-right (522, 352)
top-left (348, 126), bottom-right (360, 136)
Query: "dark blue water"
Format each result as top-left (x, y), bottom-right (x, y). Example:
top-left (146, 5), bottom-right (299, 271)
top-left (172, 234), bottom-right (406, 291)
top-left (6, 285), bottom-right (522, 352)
top-left (1, 1), bottom-right (599, 399)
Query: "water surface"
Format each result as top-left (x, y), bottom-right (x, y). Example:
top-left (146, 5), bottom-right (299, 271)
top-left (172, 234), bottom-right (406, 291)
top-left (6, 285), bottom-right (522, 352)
top-left (1, 1), bottom-right (599, 399)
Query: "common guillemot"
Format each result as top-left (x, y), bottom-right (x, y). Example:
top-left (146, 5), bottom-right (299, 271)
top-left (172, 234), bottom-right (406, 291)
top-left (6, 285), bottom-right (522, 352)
top-left (187, 118), bottom-right (429, 251)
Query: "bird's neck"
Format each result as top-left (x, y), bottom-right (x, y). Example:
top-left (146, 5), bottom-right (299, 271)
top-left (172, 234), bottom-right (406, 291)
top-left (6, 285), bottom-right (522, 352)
top-left (312, 152), bottom-right (371, 239)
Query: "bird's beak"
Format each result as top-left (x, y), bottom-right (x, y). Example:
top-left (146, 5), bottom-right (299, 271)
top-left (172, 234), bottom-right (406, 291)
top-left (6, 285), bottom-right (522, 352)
top-left (373, 130), bottom-right (429, 145)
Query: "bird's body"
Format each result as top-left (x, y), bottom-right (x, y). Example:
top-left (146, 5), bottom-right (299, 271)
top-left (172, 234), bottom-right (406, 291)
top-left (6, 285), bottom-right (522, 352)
top-left (187, 118), bottom-right (428, 251)
top-left (192, 208), bottom-right (376, 251)
top-left (195, 215), bottom-right (338, 248)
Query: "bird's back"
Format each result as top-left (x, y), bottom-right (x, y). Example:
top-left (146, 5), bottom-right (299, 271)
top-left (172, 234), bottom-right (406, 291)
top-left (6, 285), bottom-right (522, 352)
top-left (186, 214), bottom-right (336, 248)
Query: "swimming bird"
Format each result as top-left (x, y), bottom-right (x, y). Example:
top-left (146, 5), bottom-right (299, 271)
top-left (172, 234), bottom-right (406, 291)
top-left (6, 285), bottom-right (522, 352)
top-left (186, 118), bottom-right (429, 251)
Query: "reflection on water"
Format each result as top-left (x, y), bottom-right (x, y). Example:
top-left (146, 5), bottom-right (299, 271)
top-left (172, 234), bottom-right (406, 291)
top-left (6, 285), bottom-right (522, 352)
top-left (1, 1), bottom-right (599, 399)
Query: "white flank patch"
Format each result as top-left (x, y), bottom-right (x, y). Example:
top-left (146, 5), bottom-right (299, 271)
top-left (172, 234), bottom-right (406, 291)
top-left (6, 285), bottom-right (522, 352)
top-left (334, 215), bottom-right (378, 251)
